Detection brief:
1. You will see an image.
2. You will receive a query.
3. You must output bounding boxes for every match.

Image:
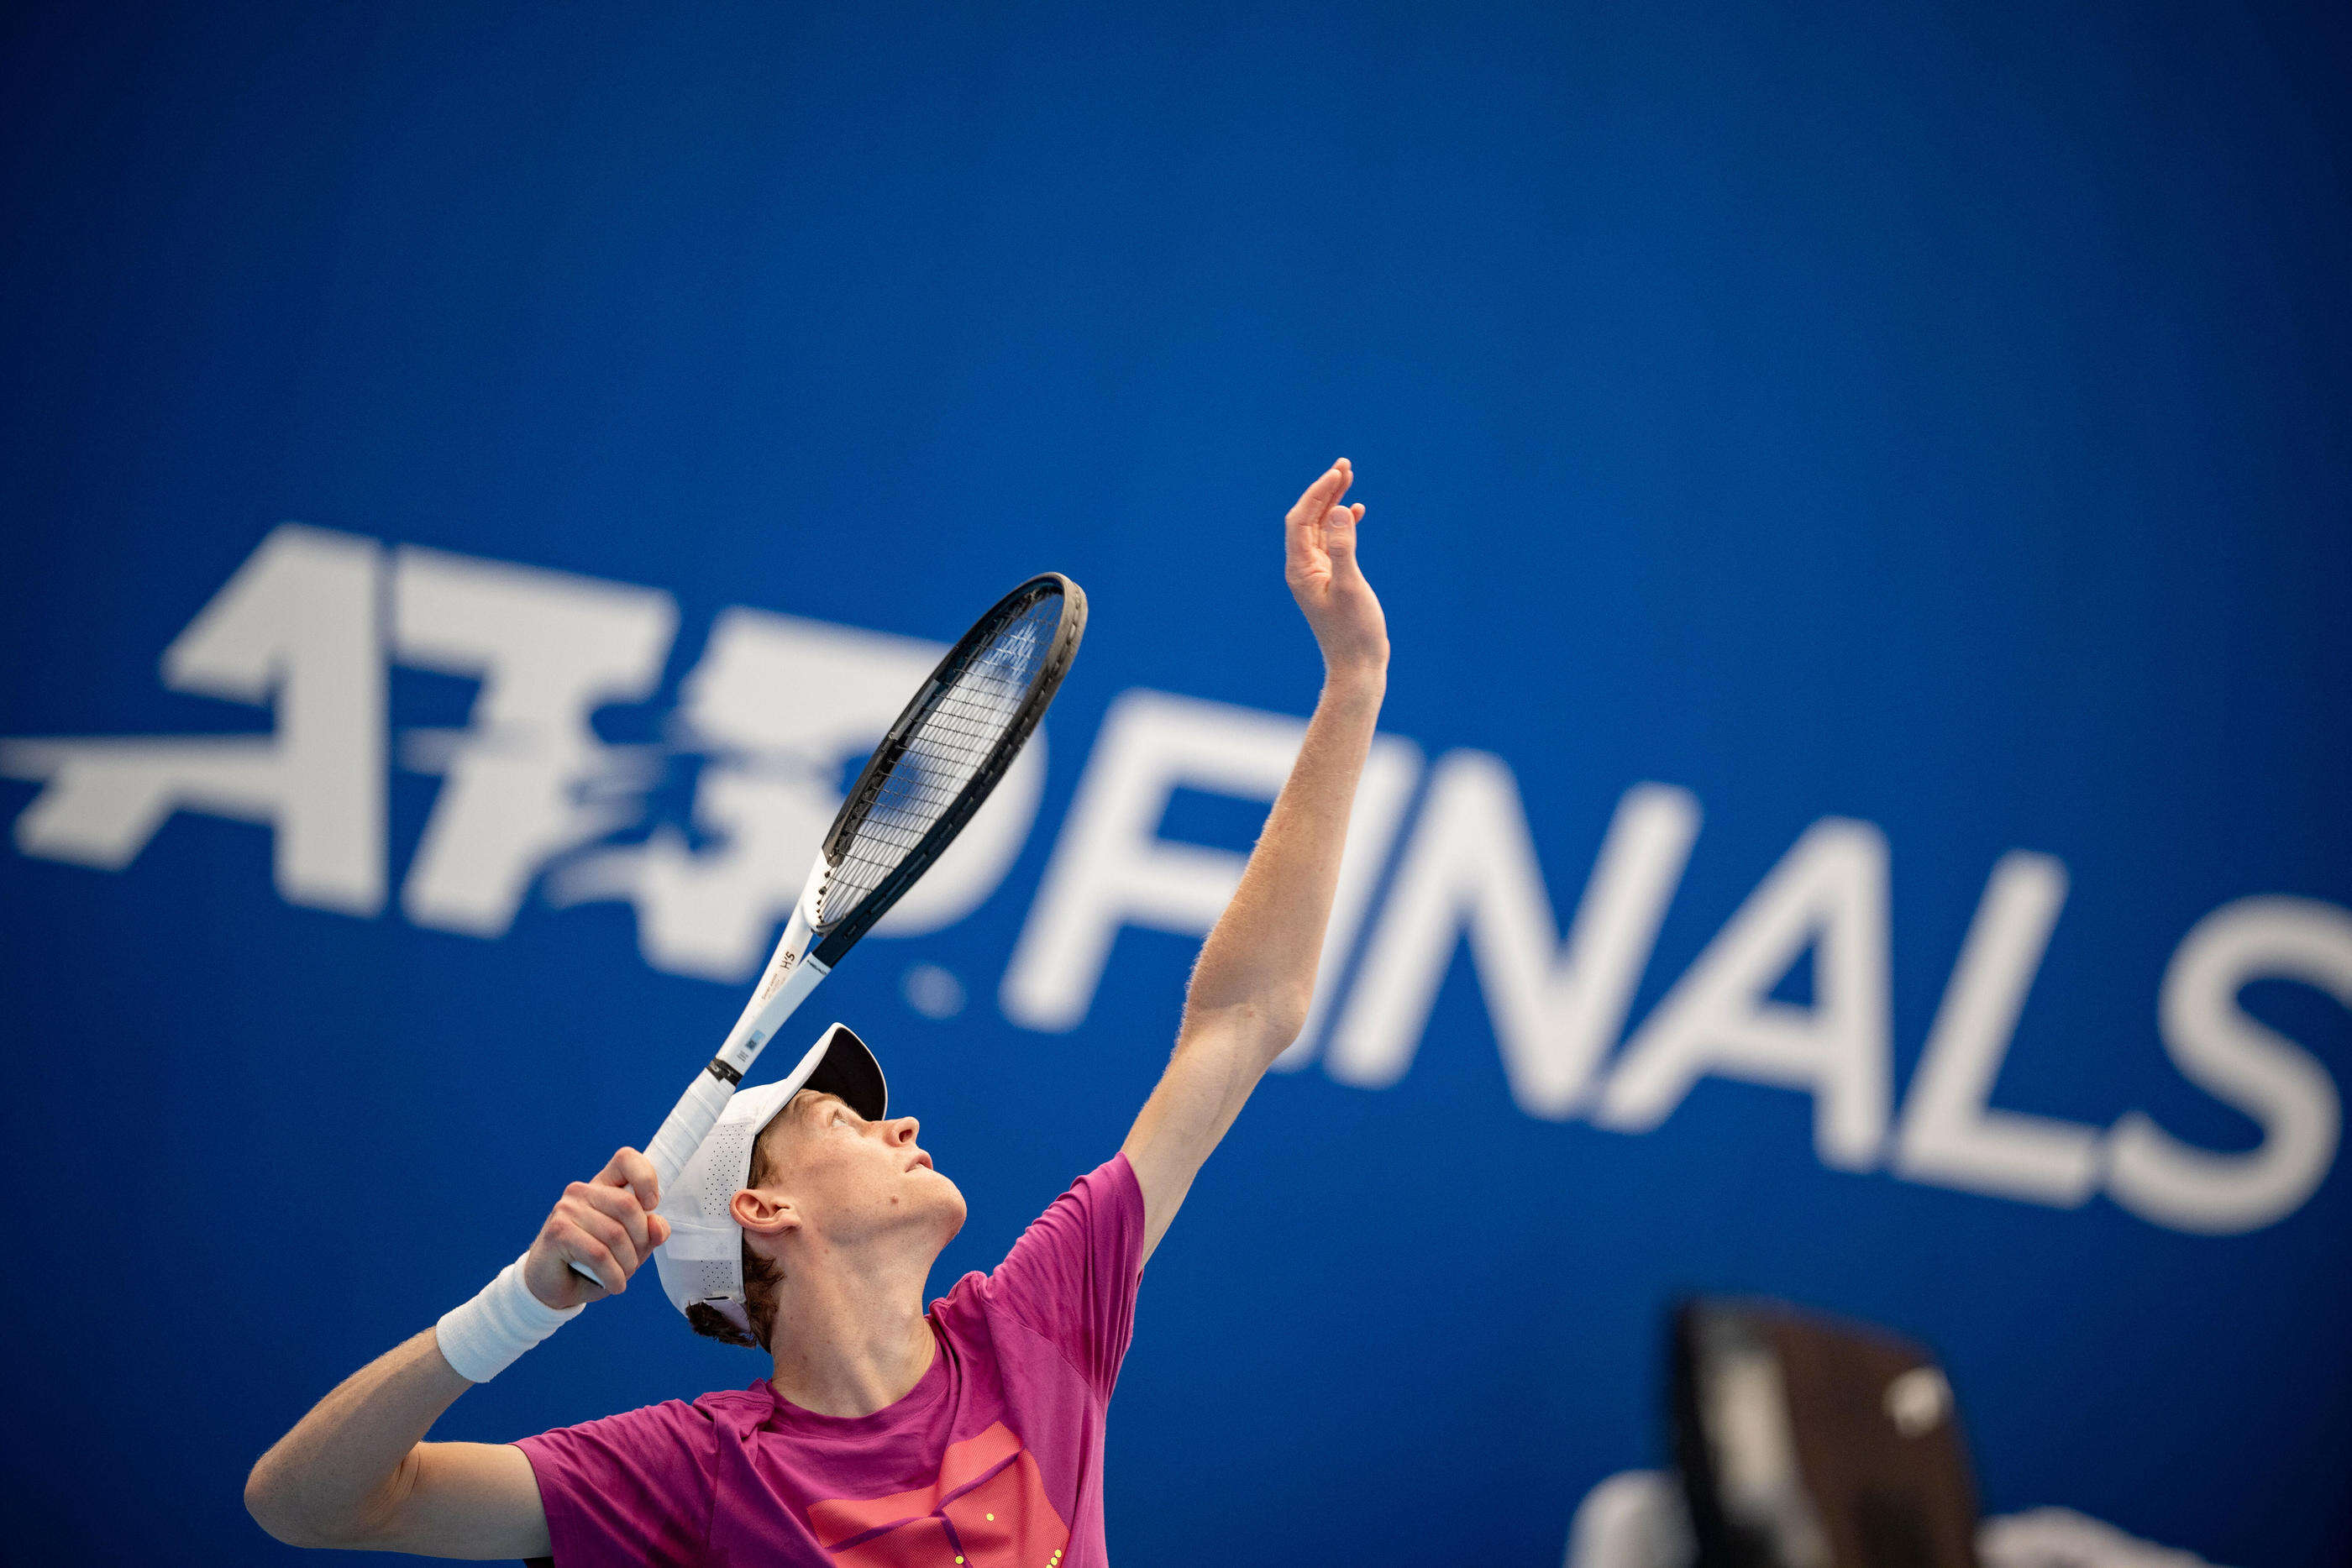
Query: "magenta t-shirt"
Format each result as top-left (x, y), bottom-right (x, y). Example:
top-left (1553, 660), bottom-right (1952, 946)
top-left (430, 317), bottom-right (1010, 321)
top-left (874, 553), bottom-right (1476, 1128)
top-left (516, 1153), bottom-right (1146, 1568)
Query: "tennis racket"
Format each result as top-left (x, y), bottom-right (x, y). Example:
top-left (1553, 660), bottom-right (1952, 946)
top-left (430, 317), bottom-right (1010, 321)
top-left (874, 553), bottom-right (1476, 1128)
top-left (573, 572), bottom-right (1086, 1281)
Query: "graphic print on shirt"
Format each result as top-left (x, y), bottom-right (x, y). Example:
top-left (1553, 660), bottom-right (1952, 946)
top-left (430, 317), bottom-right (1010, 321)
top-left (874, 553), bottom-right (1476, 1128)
top-left (805, 1422), bottom-right (1070, 1568)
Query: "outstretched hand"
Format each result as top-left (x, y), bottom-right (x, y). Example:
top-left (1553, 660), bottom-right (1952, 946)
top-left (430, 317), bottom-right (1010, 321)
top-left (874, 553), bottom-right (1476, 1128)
top-left (1284, 458), bottom-right (1389, 680)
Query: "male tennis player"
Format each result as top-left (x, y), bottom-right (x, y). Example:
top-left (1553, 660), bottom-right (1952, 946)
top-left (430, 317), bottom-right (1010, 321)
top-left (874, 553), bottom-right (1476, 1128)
top-left (246, 458), bottom-right (1389, 1565)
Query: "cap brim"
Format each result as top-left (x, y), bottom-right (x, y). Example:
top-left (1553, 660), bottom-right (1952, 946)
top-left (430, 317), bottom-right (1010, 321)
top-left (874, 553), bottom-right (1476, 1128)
top-left (795, 1022), bottom-right (887, 1123)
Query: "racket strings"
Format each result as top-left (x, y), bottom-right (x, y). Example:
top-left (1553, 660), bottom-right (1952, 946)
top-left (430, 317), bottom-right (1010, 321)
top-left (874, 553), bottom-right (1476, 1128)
top-left (822, 592), bottom-right (1063, 920)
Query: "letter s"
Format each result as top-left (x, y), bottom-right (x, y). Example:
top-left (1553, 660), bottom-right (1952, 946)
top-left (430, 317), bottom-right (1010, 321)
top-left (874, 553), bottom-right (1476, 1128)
top-left (2108, 897), bottom-right (2350, 1234)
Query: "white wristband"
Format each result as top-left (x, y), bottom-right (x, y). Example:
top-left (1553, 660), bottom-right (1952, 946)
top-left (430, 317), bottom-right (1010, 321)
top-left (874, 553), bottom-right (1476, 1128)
top-left (435, 1254), bottom-right (583, 1384)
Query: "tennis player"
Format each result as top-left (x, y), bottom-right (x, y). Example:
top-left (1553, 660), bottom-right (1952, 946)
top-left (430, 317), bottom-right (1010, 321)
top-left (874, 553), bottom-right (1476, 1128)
top-left (245, 458), bottom-right (1389, 1565)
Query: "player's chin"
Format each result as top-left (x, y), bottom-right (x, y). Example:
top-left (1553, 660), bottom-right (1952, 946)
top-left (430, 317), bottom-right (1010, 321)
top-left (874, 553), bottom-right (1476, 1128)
top-left (927, 1175), bottom-right (969, 1232)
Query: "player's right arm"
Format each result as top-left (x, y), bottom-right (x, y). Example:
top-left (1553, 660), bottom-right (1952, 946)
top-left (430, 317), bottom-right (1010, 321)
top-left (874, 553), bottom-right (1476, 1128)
top-left (243, 1330), bottom-right (544, 1558)
top-left (243, 1147), bottom-right (669, 1556)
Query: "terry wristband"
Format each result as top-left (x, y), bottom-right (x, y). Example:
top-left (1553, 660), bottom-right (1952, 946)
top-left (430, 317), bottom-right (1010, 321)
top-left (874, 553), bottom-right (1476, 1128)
top-left (435, 1254), bottom-right (584, 1383)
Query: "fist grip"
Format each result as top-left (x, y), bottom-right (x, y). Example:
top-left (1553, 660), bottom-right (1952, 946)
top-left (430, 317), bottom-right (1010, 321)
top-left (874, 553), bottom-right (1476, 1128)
top-left (567, 1071), bottom-right (732, 1286)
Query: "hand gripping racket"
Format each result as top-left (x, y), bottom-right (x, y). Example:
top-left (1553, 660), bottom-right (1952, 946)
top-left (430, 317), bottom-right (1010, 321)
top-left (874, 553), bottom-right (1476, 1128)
top-left (573, 573), bottom-right (1086, 1281)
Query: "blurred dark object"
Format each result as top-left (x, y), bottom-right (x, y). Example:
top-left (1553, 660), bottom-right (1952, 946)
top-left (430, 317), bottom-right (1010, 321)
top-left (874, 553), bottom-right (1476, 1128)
top-left (1671, 1298), bottom-right (1980, 1568)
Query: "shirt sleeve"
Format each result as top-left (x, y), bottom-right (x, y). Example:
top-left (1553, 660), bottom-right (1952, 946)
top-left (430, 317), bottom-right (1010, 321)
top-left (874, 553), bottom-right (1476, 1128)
top-left (513, 1399), bottom-right (717, 1568)
top-left (979, 1152), bottom-right (1147, 1396)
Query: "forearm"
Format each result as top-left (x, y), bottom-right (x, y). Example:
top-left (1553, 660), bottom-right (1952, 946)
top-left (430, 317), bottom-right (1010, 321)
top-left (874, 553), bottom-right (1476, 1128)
top-left (244, 1328), bottom-right (470, 1546)
top-left (1120, 459), bottom-right (1387, 1261)
top-left (1180, 663), bottom-right (1388, 1063)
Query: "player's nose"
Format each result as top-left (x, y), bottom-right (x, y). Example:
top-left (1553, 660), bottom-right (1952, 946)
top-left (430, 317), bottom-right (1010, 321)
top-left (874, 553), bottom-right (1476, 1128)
top-left (888, 1115), bottom-right (919, 1145)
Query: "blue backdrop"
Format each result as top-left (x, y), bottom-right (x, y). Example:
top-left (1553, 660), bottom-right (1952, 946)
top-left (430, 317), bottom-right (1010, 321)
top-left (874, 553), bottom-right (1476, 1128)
top-left (2, 3), bottom-right (2347, 1564)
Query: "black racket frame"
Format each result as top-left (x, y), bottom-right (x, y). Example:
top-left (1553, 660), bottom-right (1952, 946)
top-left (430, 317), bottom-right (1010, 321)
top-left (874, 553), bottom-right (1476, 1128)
top-left (809, 571), bottom-right (1087, 966)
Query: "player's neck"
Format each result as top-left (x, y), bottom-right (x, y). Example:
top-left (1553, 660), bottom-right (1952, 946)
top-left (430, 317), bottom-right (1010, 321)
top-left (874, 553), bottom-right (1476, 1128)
top-left (762, 1240), bottom-right (937, 1419)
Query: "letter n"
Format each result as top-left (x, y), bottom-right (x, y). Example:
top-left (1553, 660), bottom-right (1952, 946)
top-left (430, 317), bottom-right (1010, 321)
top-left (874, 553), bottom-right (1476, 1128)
top-left (1323, 755), bottom-right (1699, 1120)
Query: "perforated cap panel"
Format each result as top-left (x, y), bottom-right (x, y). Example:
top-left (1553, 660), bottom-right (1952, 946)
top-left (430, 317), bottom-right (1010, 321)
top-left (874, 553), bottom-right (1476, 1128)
top-left (702, 1117), bottom-right (759, 1227)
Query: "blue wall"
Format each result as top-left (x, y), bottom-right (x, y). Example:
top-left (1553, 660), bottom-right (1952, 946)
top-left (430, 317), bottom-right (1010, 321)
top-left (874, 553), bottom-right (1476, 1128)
top-left (2, 3), bottom-right (2347, 1564)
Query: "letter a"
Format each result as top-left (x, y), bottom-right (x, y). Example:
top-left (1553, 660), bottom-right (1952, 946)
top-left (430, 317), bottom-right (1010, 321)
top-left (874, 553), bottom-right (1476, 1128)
top-left (2, 525), bottom-right (384, 914)
top-left (1596, 817), bottom-right (1893, 1171)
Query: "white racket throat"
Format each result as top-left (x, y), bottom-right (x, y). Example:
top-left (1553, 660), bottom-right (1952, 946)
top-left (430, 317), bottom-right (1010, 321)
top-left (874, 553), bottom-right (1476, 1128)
top-left (710, 859), bottom-right (837, 1095)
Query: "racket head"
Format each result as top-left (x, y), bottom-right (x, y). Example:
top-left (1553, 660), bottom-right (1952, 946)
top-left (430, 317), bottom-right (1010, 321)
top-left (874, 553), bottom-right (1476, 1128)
top-left (810, 572), bottom-right (1085, 962)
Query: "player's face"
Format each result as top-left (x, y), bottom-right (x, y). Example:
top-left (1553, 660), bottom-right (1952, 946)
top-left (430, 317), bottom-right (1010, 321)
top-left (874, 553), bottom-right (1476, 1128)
top-left (760, 1089), bottom-right (966, 1248)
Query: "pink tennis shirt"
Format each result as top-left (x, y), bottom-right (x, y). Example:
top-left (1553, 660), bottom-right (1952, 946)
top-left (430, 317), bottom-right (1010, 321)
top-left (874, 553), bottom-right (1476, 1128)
top-left (516, 1154), bottom-right (1146, 1568)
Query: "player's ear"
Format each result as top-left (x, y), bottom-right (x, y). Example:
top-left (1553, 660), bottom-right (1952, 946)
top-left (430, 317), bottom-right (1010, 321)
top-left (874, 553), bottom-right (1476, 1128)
top-left (732, 1187), bottom-right (798, 1236)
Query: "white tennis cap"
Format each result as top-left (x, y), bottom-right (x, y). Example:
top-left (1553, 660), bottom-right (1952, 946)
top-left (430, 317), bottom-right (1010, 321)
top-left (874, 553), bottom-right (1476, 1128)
top-left (653, 1021), bottom-right (886, 1340)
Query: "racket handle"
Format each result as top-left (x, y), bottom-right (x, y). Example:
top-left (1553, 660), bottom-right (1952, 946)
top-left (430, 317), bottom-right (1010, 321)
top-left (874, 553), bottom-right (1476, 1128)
top-left (565, 1072), bottom-right (733, 1287)
top-left (565, 898), bottom-right (827, 1287)
top-left (645, 1070), bottom-right (733, 1196)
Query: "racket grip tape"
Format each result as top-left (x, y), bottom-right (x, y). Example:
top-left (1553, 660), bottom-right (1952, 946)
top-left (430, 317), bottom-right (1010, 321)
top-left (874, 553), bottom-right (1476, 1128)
top-left (646, 1070), bottom-right (734, 1195)
top-left (565, 1070), bottom-right (732, 1287)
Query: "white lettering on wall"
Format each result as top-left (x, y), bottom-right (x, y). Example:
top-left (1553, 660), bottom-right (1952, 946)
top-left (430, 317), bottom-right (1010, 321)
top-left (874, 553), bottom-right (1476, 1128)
top-left (1596, 818), bottom-right (1893, 1172)
top-left (391, 546), bottom-right (679, 937)
top-left (1893, 852), bottom-right (2103, 1206)
top-left (1321, 760), bottom-right (1700, 1120)
top-left (4, 527), bottom-right (2344, 1236)
top-left (0, 524), bottom-right (384, 914)
top-left (2105, 896), bottom-right (2349, 1234)
top-left (999, 688), bottom-right (1420, 1063)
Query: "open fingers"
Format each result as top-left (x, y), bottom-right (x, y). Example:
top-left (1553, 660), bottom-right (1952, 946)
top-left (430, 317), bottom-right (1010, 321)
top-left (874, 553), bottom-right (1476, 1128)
top-left (1286, 460), bottom-right (1355, 574)
top-left (1300, 460), bottom-right (1350, 512)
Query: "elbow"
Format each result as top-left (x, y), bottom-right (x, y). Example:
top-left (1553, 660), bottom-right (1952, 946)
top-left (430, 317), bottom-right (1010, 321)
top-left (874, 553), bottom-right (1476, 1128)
top-left (243, 1461), bottom-right (302, 1546)
top-left (1257, 1009), bottom-right (1308, 1059)
top-left (243, 1459), bottom-right (354, 1550)
top-left (1252, 986), bottom-right (1314, 1053)
top-left (1181, 992), bottom-right (1311, 1061)
top-left (243, 1460), bottom-right (313, 1547)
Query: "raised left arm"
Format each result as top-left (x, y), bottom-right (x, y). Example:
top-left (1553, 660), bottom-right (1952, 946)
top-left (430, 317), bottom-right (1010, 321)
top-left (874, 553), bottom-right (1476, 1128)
top-left (1121, 459), bottom-right (1389, 1264)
